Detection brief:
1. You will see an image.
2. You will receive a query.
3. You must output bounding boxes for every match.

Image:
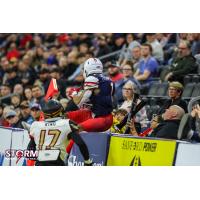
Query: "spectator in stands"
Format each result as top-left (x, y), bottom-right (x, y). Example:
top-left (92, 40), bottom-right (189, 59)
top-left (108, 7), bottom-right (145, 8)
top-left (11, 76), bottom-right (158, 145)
top-left (24, 86), bottom-right (34, 105)
top-left (131, 45), bottom-right (142, 70)
top-left (30, 103), bottom-right (42, 122)
top-left (13, 84), bottom-right (24, 96)
top-left (119, 81), bottom-right (148, 130)
top-left (32, 47), bottom-right (45, 67)
top-left (186, 103), bottom-right (200, 142)
top-left (79, 43), bottom-right (89, 54)
top-left (18, 60), bottom-right (36, 86)
top-left (158, 82), bottom-right (187, 116)
top-left (96, 35), bottom-right (112, 58)
top-left (110, 109), bottom-right (128, 134)
top-left (138, 115), bottom-right (159, 137)
top-left (66, 53), bottom-right (85, 87)
top-left (47, 46), bottom-right (58, 66)
top-left (164, 40), bottom-right (197, 83)
top-left (150, 105), bottom-right (185, 139)
top-left (31, 85), bottom-right (45, 107)
top-left (19, 100), bottom-right (34, 124)
top-left (190, 33), bottom-right (200, 56)
top-left (5, 110), bottom-right (23, 128)
top-left (33, 35), bottom-right (46, 50)
top-left (112, 34), bottom-right (125, 52)
top-left (155, 33), bottom-right (168, 48)
top-left (0, 84), bottom-right (11, 105)
top-left (114, 61), bottom-right (141, 105)
top-left (35, 68), bottom-right (50, 93)
top-left (3, 67), bottom-right (21, 89)
top-left (63, 51), bottom-right (79, 78)
top-left (146, 33), bottom-right (164, 63)
top-left (49, 66), bottom-right (66, 98)
top-left (6, 43), bottom-right (20, 61)
top-left (119, 34), bottom-right (141, 66)
top-left (134, 43), bottom-right (159, 89)
top-left (0, 104), bottom-right (4, 126)
top-left (0, 57), bottom-right (10, 80)
top-left (11, 94), bottom-right (21, 109)
top-left (107, 61), bottom-right (123, 83)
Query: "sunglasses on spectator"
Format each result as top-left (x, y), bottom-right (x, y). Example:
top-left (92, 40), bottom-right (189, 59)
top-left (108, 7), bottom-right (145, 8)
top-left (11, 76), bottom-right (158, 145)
top-left (6, 115), bottom-right (15, 120)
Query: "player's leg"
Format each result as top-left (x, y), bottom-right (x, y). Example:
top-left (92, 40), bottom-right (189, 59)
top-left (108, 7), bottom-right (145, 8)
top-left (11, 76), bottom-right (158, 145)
top-left (80, 114), bottom-right (113, 132)
top-left (67, 109), bottom-right (92, 124)
top-left (66, 113), bottom-right (113, 155)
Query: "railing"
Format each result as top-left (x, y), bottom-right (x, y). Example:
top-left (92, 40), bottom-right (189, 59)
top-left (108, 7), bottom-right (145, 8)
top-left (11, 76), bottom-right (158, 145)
top-left (98, 49), bottom-right (123, 63)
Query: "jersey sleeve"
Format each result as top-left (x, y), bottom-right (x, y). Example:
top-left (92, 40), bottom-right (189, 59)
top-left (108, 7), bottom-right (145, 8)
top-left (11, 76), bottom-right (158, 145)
top-left (29, 121), bottom-right (37, 138)
top-left (84, 76), bottom-right (99, 90)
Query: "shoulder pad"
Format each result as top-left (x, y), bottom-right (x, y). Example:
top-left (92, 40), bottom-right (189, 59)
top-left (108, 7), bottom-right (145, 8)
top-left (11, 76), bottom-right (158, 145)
top-left (84, 76), bottom-right (99, 90)
top-left (30, 121), bottom-right (38, 137)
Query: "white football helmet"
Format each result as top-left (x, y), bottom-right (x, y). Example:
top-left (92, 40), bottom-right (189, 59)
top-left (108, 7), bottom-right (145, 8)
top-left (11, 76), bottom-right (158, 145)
top-left (83, 58), bottom-right (103, 78)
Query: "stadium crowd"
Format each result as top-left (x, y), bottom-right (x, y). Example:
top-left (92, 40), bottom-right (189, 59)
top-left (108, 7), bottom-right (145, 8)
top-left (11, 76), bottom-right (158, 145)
top-left (1, 33), bottom-right (200, 141)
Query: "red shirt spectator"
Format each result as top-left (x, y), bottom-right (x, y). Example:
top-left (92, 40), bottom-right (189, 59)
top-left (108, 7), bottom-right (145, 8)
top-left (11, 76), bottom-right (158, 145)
top-left (20, 34), bottom-right (33, 48)
top-left (107, 62), bottom-right (123, 83)
top-left (6, 43), bottom-right (20, 60)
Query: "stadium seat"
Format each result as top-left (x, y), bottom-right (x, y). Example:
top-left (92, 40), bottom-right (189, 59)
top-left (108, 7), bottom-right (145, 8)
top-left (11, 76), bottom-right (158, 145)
top-left (183, 75), bottom-right (191, 85)
top-left (182, 83), bottom-right (195, 100)
top-left (155, 82), bottom-right (168, 97)
top-left (177, 113), bottom-right (191, 140)
top-left (191, 75), bottom-right (200, 83)
top-left (147, 82), bottom-right (160, 97)
top-left (149, 97), bottom-right (157, 106)
top-left (191, 83), bottom-right (200, 97)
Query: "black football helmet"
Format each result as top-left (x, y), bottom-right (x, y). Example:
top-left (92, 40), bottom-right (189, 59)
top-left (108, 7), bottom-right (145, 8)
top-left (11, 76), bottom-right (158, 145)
top-left (42, 99), bottom-right (64, 118)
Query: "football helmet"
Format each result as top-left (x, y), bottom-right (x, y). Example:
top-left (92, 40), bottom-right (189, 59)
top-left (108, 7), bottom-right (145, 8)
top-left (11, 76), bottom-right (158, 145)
top-left (83, 58), bottom-right (103, 78)
top-left (42, 99), bottom-right (64, 118)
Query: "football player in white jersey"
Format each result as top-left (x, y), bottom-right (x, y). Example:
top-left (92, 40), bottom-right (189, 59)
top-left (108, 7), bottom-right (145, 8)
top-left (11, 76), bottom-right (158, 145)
top-left (27, 99), bottom-right (92, 166)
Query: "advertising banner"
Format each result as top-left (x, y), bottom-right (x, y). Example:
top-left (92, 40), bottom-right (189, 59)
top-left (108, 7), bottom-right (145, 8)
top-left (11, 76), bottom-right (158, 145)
top-left (0, 126), bottom-right (30, 166)
top-left (107, 135), bottom-right (177, 166)
top-left (68, 132), bottom-right (110, 166)
top-left (175, 142), bottom-right (200, 166)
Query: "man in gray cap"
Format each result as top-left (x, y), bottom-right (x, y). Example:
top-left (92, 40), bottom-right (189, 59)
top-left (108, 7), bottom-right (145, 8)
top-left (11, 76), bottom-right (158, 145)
top-left (5, 110), bottom-right (23, 128)
top-left (30, 103), bottom-right (42, 122)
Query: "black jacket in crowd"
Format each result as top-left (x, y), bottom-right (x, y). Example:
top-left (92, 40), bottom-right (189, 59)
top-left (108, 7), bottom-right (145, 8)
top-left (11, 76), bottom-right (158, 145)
top-left (169, 54), bottom-right (197, 83)
top-left (151, 119), bottom-right (181, 140)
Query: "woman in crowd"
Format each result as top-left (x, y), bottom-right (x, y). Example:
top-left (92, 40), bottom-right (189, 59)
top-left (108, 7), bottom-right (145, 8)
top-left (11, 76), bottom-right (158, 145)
top-left (119, 80), bottom-right (148, 132)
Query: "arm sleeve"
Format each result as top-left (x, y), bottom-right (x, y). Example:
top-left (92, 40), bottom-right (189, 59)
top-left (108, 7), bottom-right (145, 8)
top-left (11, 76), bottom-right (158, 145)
top-left (65, 99), bottom-right (79, 112)
top-left (27, 136), bottom-right (36, 151)
top-left (76, 90), bottom-right (92, 108)
top-left (189, 116), bottom-right (196, 131)
top-left (27, 135), bottom-right (37, 160)
top-left (146, 59), bottom-right (158, 74)
top-left (68, 120), bottom-right (90, 161)
top-left (84, 76), bottom-right (99, 90)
